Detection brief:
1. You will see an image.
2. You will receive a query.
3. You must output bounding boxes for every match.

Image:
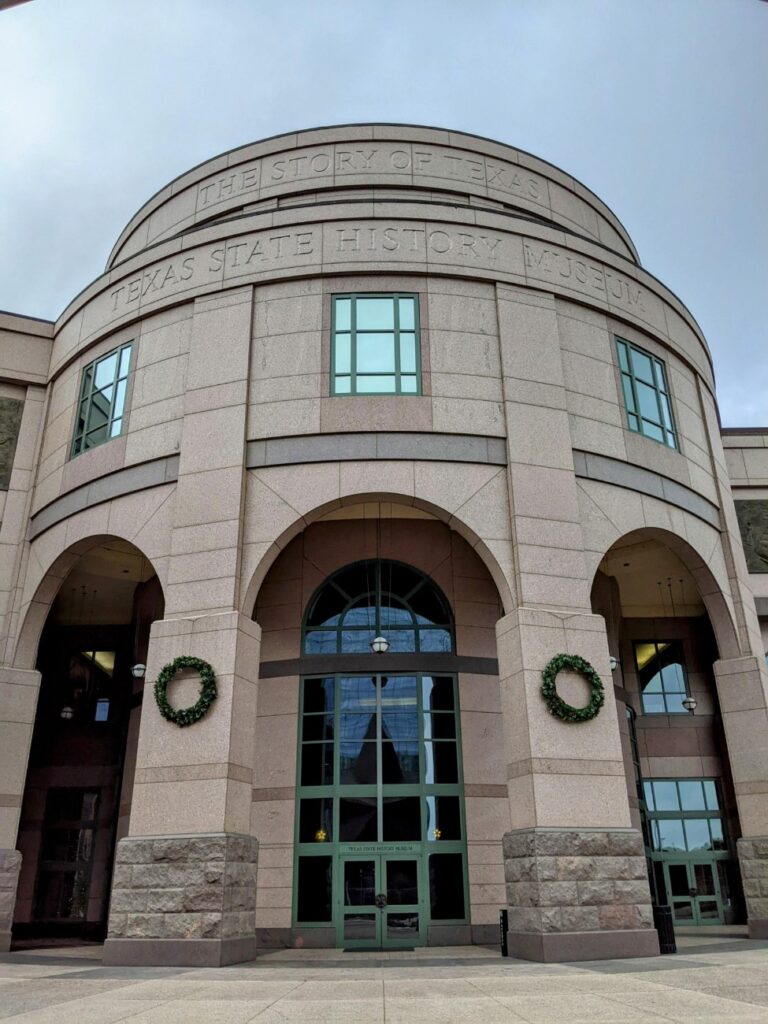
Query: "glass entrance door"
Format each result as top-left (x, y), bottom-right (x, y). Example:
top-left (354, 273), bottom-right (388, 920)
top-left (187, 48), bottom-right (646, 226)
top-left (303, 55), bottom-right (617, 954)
top-left (340, 854), bottom-right (423, 949)
top-left (665, 861), bottom-right (724, 925)
top-left (295, 673), bottom-right (468, 948)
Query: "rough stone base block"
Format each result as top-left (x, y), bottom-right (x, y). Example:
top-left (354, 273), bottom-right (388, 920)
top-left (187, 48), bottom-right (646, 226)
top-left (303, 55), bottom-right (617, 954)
top-left (737, 836), bottom-right (768, 939)
top-left (103, 832), bottom-right (259, 966)
top-left (0, 849), bottom-right (21, 953)
top-left (503, 828), bottom-right (658, 962)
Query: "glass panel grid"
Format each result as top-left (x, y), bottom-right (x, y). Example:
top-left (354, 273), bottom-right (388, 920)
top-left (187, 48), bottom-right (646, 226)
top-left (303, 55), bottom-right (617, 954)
top-left (615, 338), bottom-right (677, 449)
top-left (332, 294), bottom-right (420, 395)
top-left (645, 779), bottom-right (727, 855)
top-left (294, 672), bottom-right (468, 928)
top-left (71, 342), bottom-right (132, 457)
top-left (635, 640), bottom-right (691, 715)
top-left (304, 560), bottom-right (454, 655)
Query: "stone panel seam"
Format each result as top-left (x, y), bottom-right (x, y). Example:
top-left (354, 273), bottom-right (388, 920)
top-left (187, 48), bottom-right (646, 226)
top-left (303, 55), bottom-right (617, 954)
top-left (507, 758), bottom-right (626, 779)
top-left (464, 784), bottom-right (508, 797)
top-left (245, 432), bottom-right (508, 469)
top-left (29, 454), bottom-right (179, 540)
top-left (135, 763), bottom-right (252, 785)
top-left (573, 449), bottom-right (720, 528)
top-left (251, 788), bottom-right (294, 802)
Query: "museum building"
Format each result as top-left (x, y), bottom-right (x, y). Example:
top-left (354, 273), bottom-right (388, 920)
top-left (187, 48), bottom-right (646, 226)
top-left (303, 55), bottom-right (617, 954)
top-left (0, 124), bottom-right (767, 966)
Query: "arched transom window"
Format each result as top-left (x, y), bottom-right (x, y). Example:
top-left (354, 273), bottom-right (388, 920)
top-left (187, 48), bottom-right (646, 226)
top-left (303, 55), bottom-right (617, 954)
top-left (303, 560), bottom-right (454, 655)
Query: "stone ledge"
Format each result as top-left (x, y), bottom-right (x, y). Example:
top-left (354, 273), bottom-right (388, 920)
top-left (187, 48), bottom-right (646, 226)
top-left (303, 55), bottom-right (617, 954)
top-left (103, 935), bottom-right (259, 967)
top-left (506, 927), bottom-right (659, 963)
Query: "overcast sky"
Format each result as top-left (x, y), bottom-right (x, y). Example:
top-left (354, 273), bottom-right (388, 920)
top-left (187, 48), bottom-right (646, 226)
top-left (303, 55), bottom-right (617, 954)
top-left (1, 0), bottom-right (765, 425)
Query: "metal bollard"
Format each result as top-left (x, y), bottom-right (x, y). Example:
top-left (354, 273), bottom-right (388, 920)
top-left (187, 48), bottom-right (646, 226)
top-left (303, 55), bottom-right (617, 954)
top-left (499, 908), bottom-right (509, 957)
top-left (652, 904), bottom-right (676, 955)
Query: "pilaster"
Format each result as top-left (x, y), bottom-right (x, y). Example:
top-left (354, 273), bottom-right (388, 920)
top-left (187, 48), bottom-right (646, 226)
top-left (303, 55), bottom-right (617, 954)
top-left (164, 287), bottom-right (253, 618)
top-left (714, 655), bottom-right (768, 938)
top-left (103, 611), bottom-right (261, 965)
top-left (496, 608), bottom-right (656, 960)
top-left (0, 849), bottom-right (21, 952)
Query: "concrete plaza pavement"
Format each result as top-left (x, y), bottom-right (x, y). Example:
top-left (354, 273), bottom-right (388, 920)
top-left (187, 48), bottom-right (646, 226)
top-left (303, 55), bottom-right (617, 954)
top-left (1, 934), bottom-right (768, 1023)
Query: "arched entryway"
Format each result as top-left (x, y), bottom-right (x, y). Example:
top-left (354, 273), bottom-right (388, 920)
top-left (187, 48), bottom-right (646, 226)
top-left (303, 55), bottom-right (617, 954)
top-left (13, 538), bottom-right (163, 943)
top-left (592, 529), bottom-right (744, 928)
top-left (250, 503), bottom-right (509, 949)
top-left (297, 559), bottom-right (465, 949)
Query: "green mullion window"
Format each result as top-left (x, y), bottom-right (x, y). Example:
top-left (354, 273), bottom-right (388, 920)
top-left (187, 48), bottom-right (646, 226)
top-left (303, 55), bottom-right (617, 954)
top-left (71, 342), bottom-right (133, 457)
top-left (294, 672), bottom-right (468, 927)
top-left (616, 337), bottom-right (677, 449)
top-left (303, 560), bottom-right (454, 655)
top-left (332, 294), bottom-right (420, 395)
top-left (634, 640), bottom-right (690, 715)
top-left (643, 778), bottom-right (728, 855)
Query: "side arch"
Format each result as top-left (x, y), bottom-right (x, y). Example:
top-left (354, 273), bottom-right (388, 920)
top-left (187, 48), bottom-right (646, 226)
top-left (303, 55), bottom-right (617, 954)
top-left (590, 526), bottom-right (741, 661)
top-left (13, 533), bottom-right (166, 670)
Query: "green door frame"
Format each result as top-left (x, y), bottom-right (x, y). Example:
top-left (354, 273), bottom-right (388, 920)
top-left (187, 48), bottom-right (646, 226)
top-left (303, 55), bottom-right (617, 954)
top-left (663, 858), bottom-right (725, 926)
top-left (293, 673), bottom-right (469, 947)
top-left (339, 851), bottom-right (424, 949)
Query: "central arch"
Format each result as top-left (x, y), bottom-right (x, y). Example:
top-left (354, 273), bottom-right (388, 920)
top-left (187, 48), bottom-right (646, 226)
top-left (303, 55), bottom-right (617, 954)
top-left (249, 502), bottom-right (510, 949)
top-left (296, 558), bottom-right (465, 949)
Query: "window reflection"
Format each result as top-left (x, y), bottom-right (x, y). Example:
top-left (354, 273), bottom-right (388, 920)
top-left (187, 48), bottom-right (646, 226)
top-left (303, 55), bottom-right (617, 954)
top-left (332, 294), bottom-right (420, 395)
top-left (644, 779), bottom-right (727, 854)
top-left (303, 561), bottom-right (453, 655)
top-left (297, 669), bottom-right (467, 925)
top-left (72, 342), bottom-right (132, 457)
top-left (635, 640), bottom-right (690, 714)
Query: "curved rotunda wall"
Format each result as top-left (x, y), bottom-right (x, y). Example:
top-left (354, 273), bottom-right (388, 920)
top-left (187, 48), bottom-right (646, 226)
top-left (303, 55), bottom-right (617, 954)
top-left (106, 125), bottom-right (640, 269)
top-left (8, 125), bottom-right (768, 962)
top-left (32, 125), bottom-right (726, 525)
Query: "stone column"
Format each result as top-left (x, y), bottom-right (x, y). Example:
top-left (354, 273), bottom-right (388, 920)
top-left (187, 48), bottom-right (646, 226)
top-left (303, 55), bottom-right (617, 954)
top-left (0, 850), bottom-right (22, 953)
top-left (495, 285), bottom-right (656, 960)
top-left (104, 286), bottom-right (261, 966)
top-left (103, 612), bottom-right (261, 966)
top-left (714, 655), bottom-right (768, 938)
top-left (0, 667), bottom-right (40, 950)
top-left (497, 610), bottom-right (657, 961)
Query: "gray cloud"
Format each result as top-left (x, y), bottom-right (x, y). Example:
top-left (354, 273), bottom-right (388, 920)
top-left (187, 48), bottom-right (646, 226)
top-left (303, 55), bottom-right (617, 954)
top-left (1, 0), bottom-right (765, 423)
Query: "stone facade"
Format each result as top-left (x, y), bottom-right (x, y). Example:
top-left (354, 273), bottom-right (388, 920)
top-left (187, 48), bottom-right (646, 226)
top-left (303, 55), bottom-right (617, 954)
top-left (0, 125), bottom-right (768, 963)
top-left (0, 849), bottom-right (21, 952)
top-left (736, 837), bottom-right (768, 939)
top-left (104, 833), bottom-right (259, 966)
top-left (503, 829), bottom-right (657, 961)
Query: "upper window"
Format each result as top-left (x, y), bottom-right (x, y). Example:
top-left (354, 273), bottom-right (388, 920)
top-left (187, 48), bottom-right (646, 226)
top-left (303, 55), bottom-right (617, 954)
top-left (634, 640), bottom-right (690, 714)
top-left (616, 338), bottom-right (677, 449)
top-left (303, 560), bottom-right (453, 655)
top-left (332, 294), bottom-right (420, 395)
top-left (71, 343), bottom-right (132, 457)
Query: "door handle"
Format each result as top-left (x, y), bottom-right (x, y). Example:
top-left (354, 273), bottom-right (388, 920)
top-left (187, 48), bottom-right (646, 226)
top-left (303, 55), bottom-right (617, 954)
top-left (375, 893), bottom-right (387, 909)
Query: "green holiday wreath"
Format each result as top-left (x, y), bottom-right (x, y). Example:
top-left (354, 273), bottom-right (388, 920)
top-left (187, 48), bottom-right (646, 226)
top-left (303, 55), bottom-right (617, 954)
top-left (540, 653), bottom-right (604, 723)
top-left (154, 656), bottom-right (218, 727)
